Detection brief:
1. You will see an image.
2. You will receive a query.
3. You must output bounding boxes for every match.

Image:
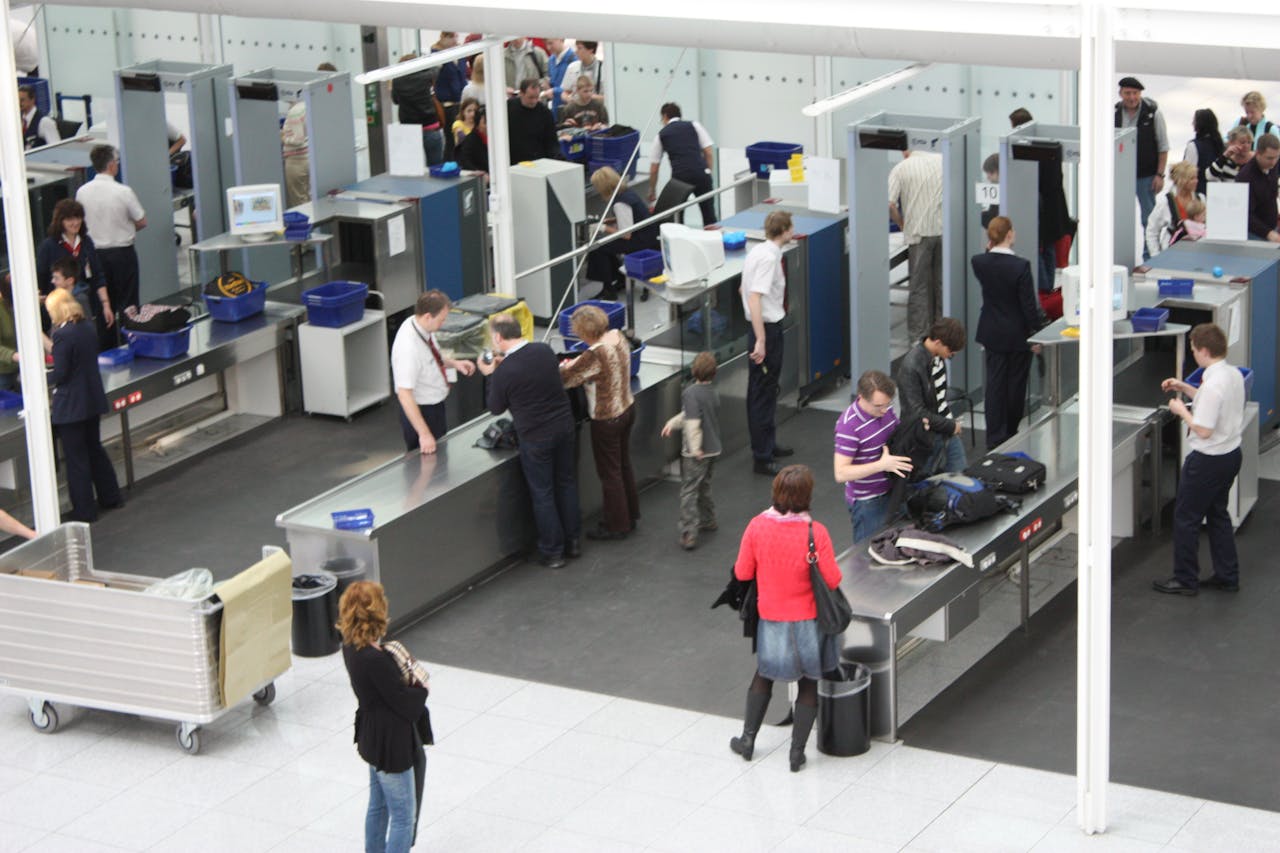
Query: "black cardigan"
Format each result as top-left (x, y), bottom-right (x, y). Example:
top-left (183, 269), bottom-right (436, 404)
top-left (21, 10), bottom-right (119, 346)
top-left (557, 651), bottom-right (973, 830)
top-left (342, 643), bottom-right (429, 773)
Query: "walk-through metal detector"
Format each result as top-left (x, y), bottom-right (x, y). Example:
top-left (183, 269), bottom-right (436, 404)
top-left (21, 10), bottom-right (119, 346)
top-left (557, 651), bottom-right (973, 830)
top-left (115, 60), bottom-right (234, 301)
top-left (848, 113), bottom-right (983, 394)
top-left (229, 67), bottom-right (356, 282)
top-left (1000, 122), bottom-right (1136, 288)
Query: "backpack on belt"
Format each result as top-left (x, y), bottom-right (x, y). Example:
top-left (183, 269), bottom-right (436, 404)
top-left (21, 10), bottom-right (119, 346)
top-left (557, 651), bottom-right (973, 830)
top-left (964, 451), bottom-right (1047, 494)
top-left (906, 473), bottom-right (1018, 532)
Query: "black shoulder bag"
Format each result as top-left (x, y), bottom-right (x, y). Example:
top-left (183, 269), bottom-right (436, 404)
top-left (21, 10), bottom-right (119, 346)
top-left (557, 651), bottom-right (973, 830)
top-left (808, 522), bottom-right (852, 635)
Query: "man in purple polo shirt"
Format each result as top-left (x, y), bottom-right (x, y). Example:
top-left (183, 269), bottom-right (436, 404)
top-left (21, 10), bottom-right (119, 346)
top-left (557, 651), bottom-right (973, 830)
top-left (834, 370), bottom-right (914, 543)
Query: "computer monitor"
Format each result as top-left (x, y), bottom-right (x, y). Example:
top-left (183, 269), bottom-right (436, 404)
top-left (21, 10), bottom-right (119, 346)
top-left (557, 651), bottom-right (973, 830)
top-left (660, 223), bottom-right (725, 286)
top-left (226, 183), bottom-right (283, 242)
top-left (1062, 264), bottom-right (1130, 323)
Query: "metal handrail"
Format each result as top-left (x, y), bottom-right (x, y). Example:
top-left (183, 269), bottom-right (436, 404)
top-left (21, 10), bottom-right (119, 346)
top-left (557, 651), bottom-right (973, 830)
top-left (513, 173), bottom-right (757, 281)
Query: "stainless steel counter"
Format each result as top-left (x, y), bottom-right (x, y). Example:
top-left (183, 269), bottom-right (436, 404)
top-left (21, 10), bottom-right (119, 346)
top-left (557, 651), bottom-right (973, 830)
top-left (277, 361), bottom-right (683, 627)
top-left (839, 403), bottom-right (1152, 741)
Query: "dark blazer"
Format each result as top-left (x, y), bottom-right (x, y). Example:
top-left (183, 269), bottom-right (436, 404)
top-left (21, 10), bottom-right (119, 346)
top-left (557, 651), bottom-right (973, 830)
top-left (342, 643), bottom-right (429, 774)
top-left (895, 342), bottom-right (956, 436)
top-left (36, 235), bottom-right (106, 296)
top-left (49, 320), bottom-right (108, 425)
top-left (456, 129), bottom-right (489, 172)
top-left (972, 251), bottom-right (1042, 353)
top-left (486, 342), bottom-right (575, 442)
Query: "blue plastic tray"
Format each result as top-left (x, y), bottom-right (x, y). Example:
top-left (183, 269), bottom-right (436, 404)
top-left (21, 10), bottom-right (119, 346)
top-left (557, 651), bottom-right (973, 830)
top-left (1130, 307), bottom-right (1169, 333)
top-left (303, 281), bottom-right (368, 328)
top-left (623, 249), bottom-right (663, 279)
top-left (97, 346), bottom-right (134, 367)
top-left (558, 300), bottom-right (626, 339)
top-left (0, 390), bottom-right (22, 411)
top-left (331, 508), bottom-right (375, 530)
top-left (204, 280), bottom-right (268, 323)
top-left (126, 327), bottom-right (191, 359)
top-left (722, 231), bottom-right (747, 251)
top-left (1185, 366), bottom-right (1254, 399)
top-left (1157, 278), bottom-right (1194, 297)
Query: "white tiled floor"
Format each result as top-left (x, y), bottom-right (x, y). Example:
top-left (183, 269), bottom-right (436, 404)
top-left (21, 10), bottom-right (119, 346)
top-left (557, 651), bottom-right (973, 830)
top-left (3, 651), bottom-right (1278, 852)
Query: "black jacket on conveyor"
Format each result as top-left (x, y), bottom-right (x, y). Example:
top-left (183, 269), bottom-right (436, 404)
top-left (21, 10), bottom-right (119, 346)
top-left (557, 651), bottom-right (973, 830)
top-left (882, 412), bottom-right (944, 524)
top-left (342, 643), bottom-right (429, 773)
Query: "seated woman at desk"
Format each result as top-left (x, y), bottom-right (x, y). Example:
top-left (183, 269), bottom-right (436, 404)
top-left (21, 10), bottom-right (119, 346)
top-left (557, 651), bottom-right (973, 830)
top-left (972, 216), bottom-right (1044, 450)
top-left (45, 289), bottom-right (123, 523)
top-left (584, 166), bottom-right (657, 301)
top-left (558, 76), bottom-right (609, 131)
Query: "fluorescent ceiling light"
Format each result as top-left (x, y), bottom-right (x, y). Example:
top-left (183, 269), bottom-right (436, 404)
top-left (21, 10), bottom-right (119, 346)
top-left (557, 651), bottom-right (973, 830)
top-left (801, 62), bottom-right (932, 117)
top-left (355, 37), bottom-right (505, 85)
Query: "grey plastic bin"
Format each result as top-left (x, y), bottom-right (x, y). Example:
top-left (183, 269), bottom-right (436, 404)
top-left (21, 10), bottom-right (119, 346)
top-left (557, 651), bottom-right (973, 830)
top-left (817, 662), bottom-right (871, 757)
top-left (291, 571), bottom-right (339, 657)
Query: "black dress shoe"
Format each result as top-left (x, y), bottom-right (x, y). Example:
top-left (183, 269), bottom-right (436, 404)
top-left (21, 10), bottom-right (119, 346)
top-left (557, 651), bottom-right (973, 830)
top-left (1200, 575), bottom-right (1239, 592)
top-left (772, 445), bottom-right (795, 458)
top-left (537, 553), bottom-right (567, 569)
top-left (1152, 578), bottom-right (1198, 596)
top-left (754, 460), bottom-right (781, 476)
top-left (565, 539), bottom-right (582, 559)
top-left (585, 525), bottom-right (628, 541)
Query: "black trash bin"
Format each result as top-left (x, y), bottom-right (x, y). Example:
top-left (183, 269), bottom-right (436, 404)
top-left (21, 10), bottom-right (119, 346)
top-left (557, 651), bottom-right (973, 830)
top-left (842, 646), bottom-right (892, 738)
top-left (817, 662), bottom-right (871, 757)
top-left (291, 571), bottom-right (339, 657)
top-left (321, 557), bottom-right (366, 600)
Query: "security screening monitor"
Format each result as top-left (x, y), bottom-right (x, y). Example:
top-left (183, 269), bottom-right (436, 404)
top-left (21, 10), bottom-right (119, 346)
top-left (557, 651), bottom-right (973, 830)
top-left (226, 183), bottom-right (283, 242)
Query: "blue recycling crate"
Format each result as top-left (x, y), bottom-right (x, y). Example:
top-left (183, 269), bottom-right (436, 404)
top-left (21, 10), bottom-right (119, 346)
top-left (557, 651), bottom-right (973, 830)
top-left (746, 141), bottom-right (803, 177)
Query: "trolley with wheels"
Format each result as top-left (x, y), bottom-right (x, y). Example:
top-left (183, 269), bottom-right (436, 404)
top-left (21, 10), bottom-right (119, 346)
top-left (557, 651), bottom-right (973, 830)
top-left (0, 524), bottom-right (292, 754)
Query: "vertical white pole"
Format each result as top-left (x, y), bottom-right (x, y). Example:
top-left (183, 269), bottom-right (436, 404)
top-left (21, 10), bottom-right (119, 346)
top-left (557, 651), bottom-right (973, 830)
top-left (813, 57), bottom-right (833, 159)
top-left (1076, 0), bottom-right (1114, 835)
top-left (0, 0), bottom-right (64, 533)
top-left (483, 39), bottom-right (516, 293)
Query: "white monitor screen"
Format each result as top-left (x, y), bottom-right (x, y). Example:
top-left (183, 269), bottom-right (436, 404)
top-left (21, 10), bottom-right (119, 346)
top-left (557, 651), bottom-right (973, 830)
top-left (226, 184), bottom-right (283, 237)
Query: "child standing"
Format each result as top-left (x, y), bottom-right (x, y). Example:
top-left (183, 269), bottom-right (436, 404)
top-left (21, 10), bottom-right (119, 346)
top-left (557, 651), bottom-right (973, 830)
top-left (662, 351), bottom-right (722, 550)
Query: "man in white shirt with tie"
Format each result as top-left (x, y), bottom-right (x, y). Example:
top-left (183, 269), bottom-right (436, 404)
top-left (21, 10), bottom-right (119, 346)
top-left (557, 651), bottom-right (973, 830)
top-left (390, 290), bottom-right (477, 454)
top-left (19, 85), bottom-right (58, 149)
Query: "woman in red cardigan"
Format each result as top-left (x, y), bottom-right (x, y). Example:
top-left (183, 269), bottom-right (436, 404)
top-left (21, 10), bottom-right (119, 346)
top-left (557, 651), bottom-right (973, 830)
top-left (730, 464), bottom-right (842, 772)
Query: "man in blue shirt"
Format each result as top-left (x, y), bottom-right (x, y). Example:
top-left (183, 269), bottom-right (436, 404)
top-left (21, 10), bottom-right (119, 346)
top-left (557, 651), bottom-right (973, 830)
top-left (543, 38), bottom-right (577, 116)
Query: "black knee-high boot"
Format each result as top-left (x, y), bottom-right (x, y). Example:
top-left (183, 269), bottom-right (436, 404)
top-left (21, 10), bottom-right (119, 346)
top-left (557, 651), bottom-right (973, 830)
top-left (729, 690), bottom-right (771, 761)
top-left (790, 702), bottom-right (818, 772)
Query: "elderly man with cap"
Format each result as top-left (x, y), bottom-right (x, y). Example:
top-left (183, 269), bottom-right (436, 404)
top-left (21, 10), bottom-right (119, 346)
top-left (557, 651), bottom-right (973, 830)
top-left (1114, 76), bottom-right (1169, 260)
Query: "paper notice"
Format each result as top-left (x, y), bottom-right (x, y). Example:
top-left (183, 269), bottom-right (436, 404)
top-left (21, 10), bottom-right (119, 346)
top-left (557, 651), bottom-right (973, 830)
top-left (388, 123), bottom-right (426, 177)
top-left (806, 156), bottom-right (841, 214)
top-left (1206, 182), bottom-right (1249, 242)
top-left (388, 214), bottom-right (406, 257)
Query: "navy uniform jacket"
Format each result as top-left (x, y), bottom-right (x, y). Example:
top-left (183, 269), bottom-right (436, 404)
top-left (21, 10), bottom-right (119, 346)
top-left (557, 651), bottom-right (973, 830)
top-left (49, 320), bottom-right (108, 425)
top-left (972, 251), bottom-right (1042, 353)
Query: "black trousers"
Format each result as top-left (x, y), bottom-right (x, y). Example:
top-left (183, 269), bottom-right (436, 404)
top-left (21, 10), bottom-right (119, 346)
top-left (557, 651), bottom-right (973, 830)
top-left (96, 246), bottom-right (140, 312)
top-left (983, 349), bottom-right (1032, 449)
top-left (399, 402), bottom-right (447, 452)
top-left (54, 417), bottom-right (122, 522)
top-left (590, 405), bottom-right (640, 533)
top-left (1173, 448), bottom-right (1242, 587)
top-left (747, 322), bottom-right (783, 462)
top-left (674, 169), bottom-right (716, 226)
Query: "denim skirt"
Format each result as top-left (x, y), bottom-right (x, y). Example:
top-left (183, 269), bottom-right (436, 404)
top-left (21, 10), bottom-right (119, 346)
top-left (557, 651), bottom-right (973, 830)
top-left (756, 617), bottom-right (840, 681)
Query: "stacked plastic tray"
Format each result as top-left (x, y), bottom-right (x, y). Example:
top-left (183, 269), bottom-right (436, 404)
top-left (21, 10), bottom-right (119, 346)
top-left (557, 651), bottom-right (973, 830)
top-left (302, 281), bottom-right (368, 328)
top-left (283, 211), bottom-right (311, 241)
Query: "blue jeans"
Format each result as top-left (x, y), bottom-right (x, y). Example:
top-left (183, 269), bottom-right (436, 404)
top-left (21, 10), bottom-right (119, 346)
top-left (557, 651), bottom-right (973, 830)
top-left (926, 433), bottom-right (968, 476)
top-left (423, 128), bottom-right (445, 167)
top-left (517, 427), bottom-right (582, 558)
top-left (366, 765), bottom-right (416, 853)
top-left (849, 493), bottom-right (890, 544)
top-left (1136, 176), bottom-right (1156, 259)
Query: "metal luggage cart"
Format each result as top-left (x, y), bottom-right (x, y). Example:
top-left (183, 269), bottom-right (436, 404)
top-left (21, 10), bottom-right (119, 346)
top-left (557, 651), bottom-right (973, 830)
top-left (0, 523), bottom-right (287, 754)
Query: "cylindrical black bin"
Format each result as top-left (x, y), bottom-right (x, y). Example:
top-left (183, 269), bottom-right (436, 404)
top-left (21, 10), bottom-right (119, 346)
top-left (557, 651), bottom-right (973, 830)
top-left (842, 646), bottom-right (893, 739)
top-left (291, 571), bottom-right (339, 657)
top-left (321, 557), bottom-right (366, 600)
top-left (817, 662), bottom-right (871, 757)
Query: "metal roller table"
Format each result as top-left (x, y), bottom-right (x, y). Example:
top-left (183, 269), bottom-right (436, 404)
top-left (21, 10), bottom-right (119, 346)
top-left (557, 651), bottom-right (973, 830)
top-left (277, 361), bottom-right (682, 629)
top-left (838, 402), bottom-right (1152, 742)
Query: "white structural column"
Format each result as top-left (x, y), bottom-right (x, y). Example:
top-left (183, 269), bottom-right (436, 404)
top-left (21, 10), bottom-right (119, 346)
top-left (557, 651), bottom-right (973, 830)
top-left (1076, 0), bottom-right (1115, 835)
top-left (0, 0), bottom-right (63, 532)
top-left (483, 40), bottom-right (516, 293)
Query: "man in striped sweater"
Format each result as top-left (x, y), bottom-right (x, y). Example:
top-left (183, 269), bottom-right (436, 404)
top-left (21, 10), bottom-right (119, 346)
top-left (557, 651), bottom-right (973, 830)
top-left (894, 317), bottom-right (969, 475)
top-left (834, 370), bottom-right (914, 545)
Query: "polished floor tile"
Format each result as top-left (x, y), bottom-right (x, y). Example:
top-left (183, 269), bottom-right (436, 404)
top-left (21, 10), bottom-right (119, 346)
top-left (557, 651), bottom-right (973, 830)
top-left (519, 729), bottom-right (654, 786)
top-left (909, 803), bottom-right (1056, 852)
